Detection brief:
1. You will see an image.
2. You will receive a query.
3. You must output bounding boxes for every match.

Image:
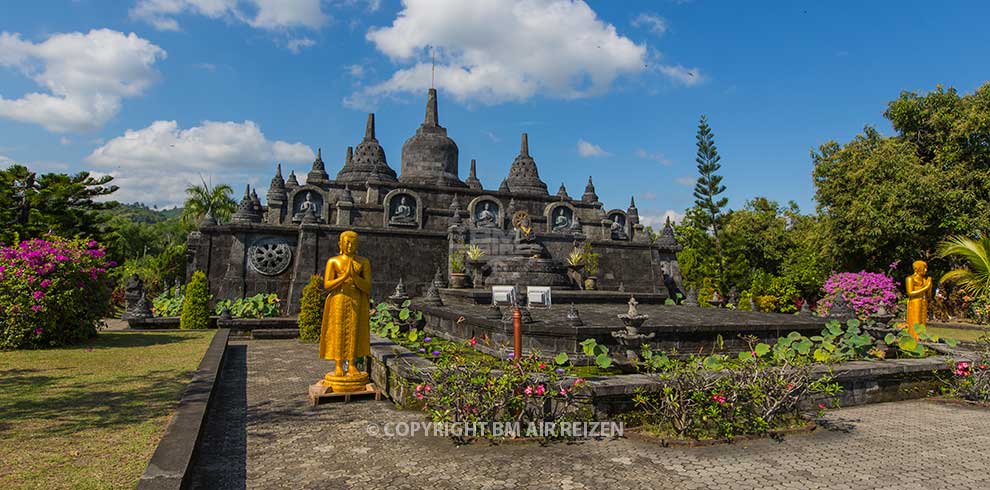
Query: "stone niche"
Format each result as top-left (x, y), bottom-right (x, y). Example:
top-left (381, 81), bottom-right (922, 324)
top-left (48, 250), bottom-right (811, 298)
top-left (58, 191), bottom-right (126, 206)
top-left (383, 189), bottom-right (422, 229)
top-left (544, 201), bottom-right (580, 234)
top-left (468, 195), bottom-right (504, 229)
top-left (289, 187), bottom-right (326, 223)
top-left (605, 209), bottom-right (628, 240)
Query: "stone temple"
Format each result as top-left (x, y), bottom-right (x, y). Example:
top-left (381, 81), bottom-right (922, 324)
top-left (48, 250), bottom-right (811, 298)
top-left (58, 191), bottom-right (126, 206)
top-left (186, 89), bottom-right (685, 313)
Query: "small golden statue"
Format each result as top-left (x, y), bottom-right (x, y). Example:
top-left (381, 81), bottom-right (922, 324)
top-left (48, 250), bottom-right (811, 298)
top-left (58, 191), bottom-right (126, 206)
top-left (317, 230), bottom-right (371, 393)
top-left (904, 259), bottom-right (932, 340)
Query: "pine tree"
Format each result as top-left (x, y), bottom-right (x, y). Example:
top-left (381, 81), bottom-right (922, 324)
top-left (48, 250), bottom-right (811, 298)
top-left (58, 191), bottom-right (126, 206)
top-left (298, 275), bottom-right (325, 343)
top-left (693, 115), bottom-right (729, 288)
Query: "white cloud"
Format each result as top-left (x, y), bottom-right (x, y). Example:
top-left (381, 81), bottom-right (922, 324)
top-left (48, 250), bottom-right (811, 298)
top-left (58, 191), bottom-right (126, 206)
top-left (675, 176), bottom-right (695, 187)
top-left (656, 63), bottom-right (705, 87)
top-left (286, 37), bottom-right (316, 53)
top-left (347, 64), bottom-right (365, 78)
top-left (632, 13), bottom-right (668, 36)
top-left (484, 130), bottom-right (500, 143)
top-left (86, 120), bottom-right (314, 206)
top-left (131, 0), bottom-right (328, 32)
top-left (0, 29), bottom-right (166, 133)
top-left (349, 0), bottom-right (647, 107)
top-left (640, 191), bottom-right (657, 200)
top-left (635, 148), bottom-right (672, 165)
top-left (577, 139), bottom-right (610, 157)
top-left (640, 209), bottom-right (684, 227)
top-left (59, 137), bottom-right (72, 146)
top-left (0, 154), bottom-right (14, 166)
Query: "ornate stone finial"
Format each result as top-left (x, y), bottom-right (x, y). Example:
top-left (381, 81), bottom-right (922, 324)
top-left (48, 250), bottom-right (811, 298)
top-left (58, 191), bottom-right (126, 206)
top-left (504, 133), bottom-right (548, 195)
top-left (567, 303), bottom-right (584, 326)
top-left (799, 300), bottom-right (812, 316)
top-left (424, 87), bottom-right (439, 126)
top-left (365, 113), bottom-right (376, 140)
top-left (201, 209), bottom-right (217, 226)
top-left (346, 146), bottom-right (353, 166)
top-left (388, 277), bottom-right (410, 305)
top-left (286, 170), bottom-right (300, 188)
top-left (422, 282), bottom-right (443, 306)
top-left (449, 193), bottom-right (461, 211)
top-left (307, 147), bottom-right (330, 184)
top-left (232, 184), bottom-right (261, 223)
top-left (618, 282), bottom-right (625, 292)
top-left (828, 292), bottom-right (855, 319)
top-left (683, 287), bottom-right (699, 307)
top-left (582, 176), bottom-right (599, 203)
top-left (251, 188), bottom-right (262, 214)
top-left (557, 182), bottom-right (570, 200)
top-left (498, 179), bottom-right (510, 193)
top-left (465, 159), bottom-right (482, 190)
top-left (432, 266), bottom-right (447, 289)
top-left (338, 184), bottom-right (354, 204)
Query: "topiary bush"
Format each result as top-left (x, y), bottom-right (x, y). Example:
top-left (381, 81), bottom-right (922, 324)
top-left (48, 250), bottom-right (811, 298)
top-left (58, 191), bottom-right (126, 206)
top-left (298, 275), bottom-right (324, 343)
top-left (180, 270), bottom-right (211, 329)
top-left (0, 236), bottom-right (116, 349)
top-left (817, 271), bottom-right (898, 318)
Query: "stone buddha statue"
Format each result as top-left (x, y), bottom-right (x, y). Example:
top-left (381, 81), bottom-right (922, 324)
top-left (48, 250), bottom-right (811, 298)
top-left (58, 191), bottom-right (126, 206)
top-left (294, 192), bottom-right (318, 221)
top-left (610, 215), bottom-right (628, 240)
top-left (904, 259), bottom-right (932, 340)
top-left (552, 208), bottom-right (570, 232)
top-left (476, 202), bottom-right (498, 227)
top-left (389, 196), bottom-right (416, 225)
top-left (317, 230), bottom-right (371, 392)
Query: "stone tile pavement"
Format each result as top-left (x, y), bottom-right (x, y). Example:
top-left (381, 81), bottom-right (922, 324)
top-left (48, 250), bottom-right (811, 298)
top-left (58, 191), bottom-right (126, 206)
top-left (188, 339), bottom-right (990, 490)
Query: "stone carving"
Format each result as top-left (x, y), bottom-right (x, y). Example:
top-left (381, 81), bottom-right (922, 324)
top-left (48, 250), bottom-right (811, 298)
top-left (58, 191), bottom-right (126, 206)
top-left (248, 238), bottom-right (293, 276)
top-left (551, 207), bottom-right (572, 232)
top-left (422, 282), bottom-right (443, 306)
top-left (828, 292), bottom-right (855, 320)
top-left (293, 191), bottom-right (322, 221)
top-left (567, 303), bottom-right (583, 326)
top-left (609, 214), bottom-right (628, 240)
top-left (122, 274), bottom-right (152, 320)
top-left (388, 195), bottom-right (417, 226)
top-left (388, 277), bottom-right (410, 305)
top-left (475, 202), bottom-right (499, 228)
top-left (683, 287), bottom-right (699, 307)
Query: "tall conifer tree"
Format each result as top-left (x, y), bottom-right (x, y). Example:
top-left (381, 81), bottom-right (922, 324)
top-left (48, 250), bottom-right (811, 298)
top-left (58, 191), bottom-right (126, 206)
top-left (693, 115), bottom-right (728, 288)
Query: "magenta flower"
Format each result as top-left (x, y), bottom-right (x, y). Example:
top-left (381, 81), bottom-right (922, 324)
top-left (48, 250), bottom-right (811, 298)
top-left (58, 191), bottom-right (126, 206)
top-left (534, 384), bottom-right (546, 396)
top-left (39, 279), bottom-right (51, 289)
top-left (524, 385), bottom-right (533, 396)
top-left (31, 305), bottom-right (43, 312)
top-left (32, 291), bottom-right (44, 300)
top-left (559, 387), bottom-right (568, 396)
top-left (33, 327), bottom-right (43, 335)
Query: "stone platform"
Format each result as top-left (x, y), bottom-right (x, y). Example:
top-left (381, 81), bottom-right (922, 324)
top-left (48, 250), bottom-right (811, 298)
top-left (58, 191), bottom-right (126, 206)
top-left (438, 288), bottom-right (669, 306)
top-left (417, 302), bottom-right (826, 361)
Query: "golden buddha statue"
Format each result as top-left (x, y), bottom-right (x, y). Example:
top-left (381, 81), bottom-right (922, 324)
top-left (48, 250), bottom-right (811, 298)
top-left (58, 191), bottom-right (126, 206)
top-left (904, 259), bottom-right (932, 340)
top-left (318, 230), bottom-right (371, 392)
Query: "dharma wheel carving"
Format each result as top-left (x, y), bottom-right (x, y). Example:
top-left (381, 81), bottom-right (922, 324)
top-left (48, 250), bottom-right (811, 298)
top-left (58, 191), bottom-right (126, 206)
top-left (248, 238), bottom-right (292, 276)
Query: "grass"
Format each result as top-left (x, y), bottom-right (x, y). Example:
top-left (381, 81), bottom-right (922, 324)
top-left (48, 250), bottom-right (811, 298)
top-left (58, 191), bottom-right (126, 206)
top-left (0, 330), bottom-right (215, 490)
top-left (929, 326), bottom-right (990, 344)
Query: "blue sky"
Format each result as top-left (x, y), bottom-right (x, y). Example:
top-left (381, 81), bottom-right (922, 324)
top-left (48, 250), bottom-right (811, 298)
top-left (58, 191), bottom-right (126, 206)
top-left (1, 0), bottom-right (987, 225)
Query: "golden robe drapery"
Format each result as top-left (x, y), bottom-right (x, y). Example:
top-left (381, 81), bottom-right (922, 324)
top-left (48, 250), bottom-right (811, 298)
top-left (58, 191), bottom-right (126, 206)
top-left (318, 256), bottom-right (371, 361)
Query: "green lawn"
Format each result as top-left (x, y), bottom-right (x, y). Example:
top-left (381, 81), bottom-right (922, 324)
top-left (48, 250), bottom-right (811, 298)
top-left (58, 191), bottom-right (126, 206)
top-left (0, 330), bottom-right (215, 490)
top-left (928, 326), bottom-right (990, 344)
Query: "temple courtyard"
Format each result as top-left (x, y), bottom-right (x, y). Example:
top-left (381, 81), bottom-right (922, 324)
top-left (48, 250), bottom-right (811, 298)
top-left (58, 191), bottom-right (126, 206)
top-left (187, 339), bottom-right (990, 490)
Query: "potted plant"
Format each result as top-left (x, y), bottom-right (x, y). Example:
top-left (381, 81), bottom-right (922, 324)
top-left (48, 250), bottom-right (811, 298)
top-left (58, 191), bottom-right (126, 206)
top-left (581, 242), bottom-right (600, 290)
top-left (464, 245), bottom-right (486, 288)
top-left (449, 251), bottom-right (469, 289)
top-left (566, 248), bottom-right (585, 289)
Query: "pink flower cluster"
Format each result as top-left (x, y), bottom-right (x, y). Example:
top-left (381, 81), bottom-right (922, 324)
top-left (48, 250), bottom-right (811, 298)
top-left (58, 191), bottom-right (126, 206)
top-left (817, 271), bottom-right (899, 318)
top-left (414, 383), bottom-right (432, 400)
top-left (711, 393), bottom-right (727, 404)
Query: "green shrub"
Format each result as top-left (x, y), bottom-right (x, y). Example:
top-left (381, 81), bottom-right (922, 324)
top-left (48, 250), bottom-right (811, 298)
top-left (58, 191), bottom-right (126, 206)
top-left (0, 236), bottom-right (115, 349)
top-left (180, 270), bottom-right (211, 329)
top-left (215, 293), bottom-right (280, 318)
top-left (298, 275), bottom-right (324, 343)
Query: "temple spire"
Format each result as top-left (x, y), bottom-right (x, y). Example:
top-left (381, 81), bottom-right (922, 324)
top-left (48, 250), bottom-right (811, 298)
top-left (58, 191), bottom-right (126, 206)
top-left (470, 159), bottom-right (477, 178)
top-left (346, 146), bottom-right (353, 166)
top-left (275, 163), bottom-right (282, 178)
top-left (317, 148), bottom-right (321, 160)
top-left (520, 133), bottom-right (529, 157)
top-left (630, 196), bottom-right (636, 207)
top-left (365, 113), bottom-right (376, 140)
top-left (424, 88), bottom-right (439, 127)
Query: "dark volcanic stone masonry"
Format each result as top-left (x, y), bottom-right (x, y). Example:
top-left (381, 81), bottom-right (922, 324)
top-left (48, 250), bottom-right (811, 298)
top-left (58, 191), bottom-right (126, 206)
top-left (186, 339), bottom-right (990, 490)
top-left (186, 89), bottom-right (684, 313)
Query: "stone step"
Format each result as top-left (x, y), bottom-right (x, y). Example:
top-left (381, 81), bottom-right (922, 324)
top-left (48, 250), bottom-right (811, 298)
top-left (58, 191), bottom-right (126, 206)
top-left (252, 328), bottom-right (300, 340)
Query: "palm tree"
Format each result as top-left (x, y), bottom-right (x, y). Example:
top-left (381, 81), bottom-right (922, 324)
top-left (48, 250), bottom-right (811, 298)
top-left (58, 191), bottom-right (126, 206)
top-left (937, 234), bottom-right (990, 298)
top-left (182, 176), bottom-right (236, 226)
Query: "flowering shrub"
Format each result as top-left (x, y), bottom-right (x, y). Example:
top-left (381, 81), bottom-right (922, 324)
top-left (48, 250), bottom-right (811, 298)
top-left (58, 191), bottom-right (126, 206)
top-left (817, 271), bottom-right (899, 318)
top-left (951, 356), bottom-right (990, 403)
top-left (418, 339), bottom-right (591, 443)
top-left (631, 356), bottom-right (840, 440)
top-left (0, 236), bottom-right (115, 349)
top-left (969, 297), bottom-right (990, 325)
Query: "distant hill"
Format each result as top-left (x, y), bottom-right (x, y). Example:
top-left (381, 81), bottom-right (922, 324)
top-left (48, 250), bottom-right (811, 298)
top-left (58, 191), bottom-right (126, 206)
top-left (106, 202), bottom-right (183, 224)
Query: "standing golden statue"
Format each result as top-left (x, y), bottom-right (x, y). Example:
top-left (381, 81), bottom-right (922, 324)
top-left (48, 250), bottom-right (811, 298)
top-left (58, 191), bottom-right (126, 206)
top-left (904, 260), bottom-right (932, 340)
top-left (318, 230), bottom-right (371, 392)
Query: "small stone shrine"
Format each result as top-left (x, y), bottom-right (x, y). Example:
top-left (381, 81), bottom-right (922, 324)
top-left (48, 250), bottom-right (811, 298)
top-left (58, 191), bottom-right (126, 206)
top-left (186, 89), bottom-right (685, 312)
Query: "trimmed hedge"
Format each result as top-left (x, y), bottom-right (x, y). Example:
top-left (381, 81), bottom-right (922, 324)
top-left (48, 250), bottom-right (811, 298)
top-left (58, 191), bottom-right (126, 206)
top-left (180, 270), bottom-right (211, 329)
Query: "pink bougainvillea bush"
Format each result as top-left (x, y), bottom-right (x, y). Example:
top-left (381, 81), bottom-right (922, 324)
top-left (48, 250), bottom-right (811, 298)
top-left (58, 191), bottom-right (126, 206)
top-left (816, 271), bottom-right (899, 318)
top-left (0, 236), bottom-right (115, 349)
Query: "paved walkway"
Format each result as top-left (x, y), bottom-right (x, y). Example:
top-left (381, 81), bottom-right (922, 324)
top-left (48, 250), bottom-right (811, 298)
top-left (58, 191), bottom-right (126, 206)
top-left (188, 340), bottom-right (990, 490)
